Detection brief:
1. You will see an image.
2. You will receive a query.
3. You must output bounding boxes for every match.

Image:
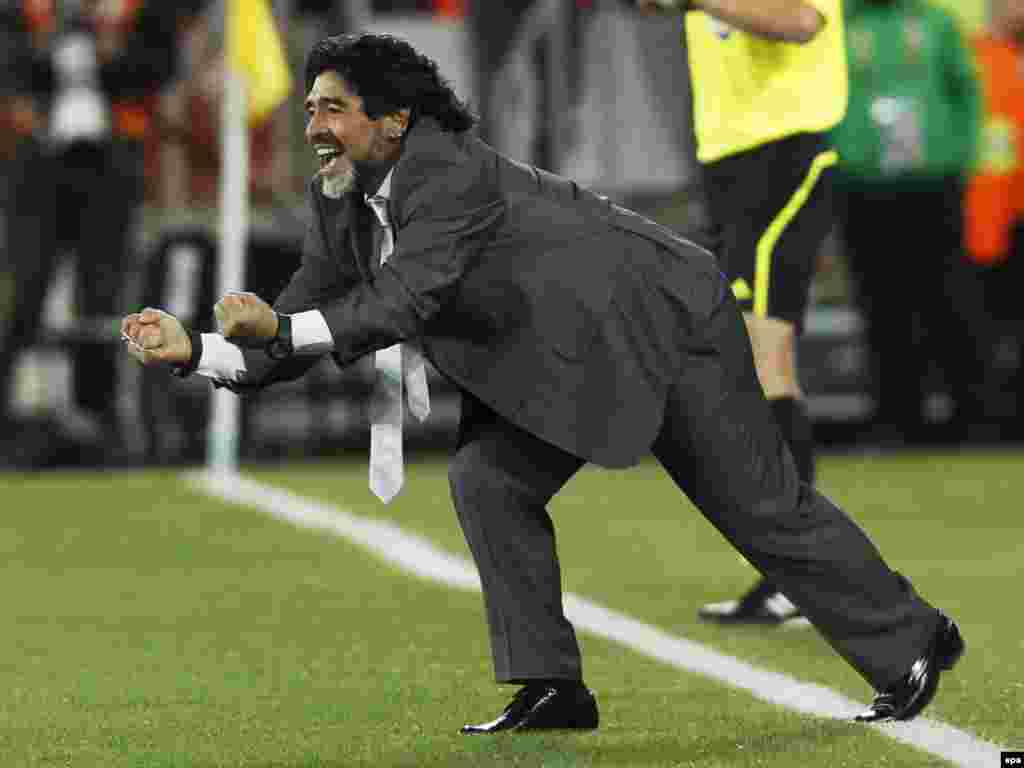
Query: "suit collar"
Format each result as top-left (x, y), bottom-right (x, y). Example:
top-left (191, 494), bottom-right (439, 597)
top-left (366, 167), bottom-right (394, 201)
top-left (345, 191), bottom-right (374, 280)
top-left (308, 179), bottom-right (373, 281)
top-left (389, 116), bottom-right (462, 206)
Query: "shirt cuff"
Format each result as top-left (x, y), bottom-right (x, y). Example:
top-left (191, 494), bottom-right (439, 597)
top-left (291, 309), bottom-right (334, 354)
top-left (196, 333), bottom-right (247, 383)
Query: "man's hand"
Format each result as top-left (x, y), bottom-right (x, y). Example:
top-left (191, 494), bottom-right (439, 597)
top-left (120, 308), bottom-right (191, 366)
top-left (213, 291), bottom-right (278, 347)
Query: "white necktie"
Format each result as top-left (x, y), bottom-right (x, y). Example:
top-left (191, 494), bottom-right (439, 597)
top-left (367, 194), bottom-right (431, 503)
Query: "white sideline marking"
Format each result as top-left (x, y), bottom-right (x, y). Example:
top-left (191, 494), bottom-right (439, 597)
top-left (186, 469), bottom-right (1008, 768)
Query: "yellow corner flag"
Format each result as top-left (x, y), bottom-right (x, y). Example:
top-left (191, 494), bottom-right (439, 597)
top-left (228, 0), bottom-right (293, 123)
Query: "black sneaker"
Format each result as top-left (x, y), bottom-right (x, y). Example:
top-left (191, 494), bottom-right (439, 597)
top-left (698, 579), bottom-right (801, 625)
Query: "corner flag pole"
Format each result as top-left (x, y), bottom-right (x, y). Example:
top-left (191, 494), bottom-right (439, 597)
top-left (207, 0), bottom-right (292, 473)
top-left (208, 63), bottom-right (248, 474)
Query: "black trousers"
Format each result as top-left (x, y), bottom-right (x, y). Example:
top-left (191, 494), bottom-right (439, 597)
top-left (449, 293), bottom-right (939, 691)
top-left (0, 139), bottom-right (142, 428)
top-left (836, 175), bottom-right (994, 436)
top-left (976, 222), bottom-right (1024, 435)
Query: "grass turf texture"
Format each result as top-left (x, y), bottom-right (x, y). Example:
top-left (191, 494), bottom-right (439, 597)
top-left (0, 452), bottom-right (1019, 766)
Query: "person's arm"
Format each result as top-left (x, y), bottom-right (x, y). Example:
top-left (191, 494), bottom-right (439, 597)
top-left (0, 8), bottom-right (53, 100)
top-left (694, 0), bottom-right (824, 43)
top-left (97, 3), bottom-right (187, 99)
top-left (0, 10), bottom-right (42, 156)
top-left (120, 303), bottom-right (322, 392)
top-left (214, 156), bottom-right (505, 367)
top-left (215, 208), bottom-right (357, 389)
top-left (0, 10), bottom-right (20, 96)
top-left (638, 0), bottom-right (825, 44)
top-left (122, 215), bottom-right (341, 390)
top-left (318, 159), bottom-right (505, 366)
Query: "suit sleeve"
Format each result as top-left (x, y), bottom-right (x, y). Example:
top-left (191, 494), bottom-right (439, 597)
top-left (225, 219), bottom-right (341, 392)
top-left (318, 156), bottom-right (506, 366)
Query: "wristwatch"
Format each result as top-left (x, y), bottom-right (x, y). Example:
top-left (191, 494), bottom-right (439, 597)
top-left (265, 313), bottom-right (293, 360)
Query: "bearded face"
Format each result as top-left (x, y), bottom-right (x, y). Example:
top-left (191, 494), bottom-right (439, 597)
top-left (317, 151), bottom-right (356, 199)
top-left (304, 70), bottom-right (406, 200)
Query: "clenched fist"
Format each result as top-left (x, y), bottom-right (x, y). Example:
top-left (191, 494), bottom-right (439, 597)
top-left (121, 308), bottom-right (191, 366)
top-left (214, 291), bottom-right (278, 347)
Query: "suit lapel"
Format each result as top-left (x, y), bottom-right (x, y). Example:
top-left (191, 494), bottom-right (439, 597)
top-left (346, 192), bottom-right (375, 280)
top-left (315, 187), bottom-right (372, 282)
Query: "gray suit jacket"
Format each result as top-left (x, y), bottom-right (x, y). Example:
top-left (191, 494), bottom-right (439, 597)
top-left (237, 116), bottom-right (727, 468)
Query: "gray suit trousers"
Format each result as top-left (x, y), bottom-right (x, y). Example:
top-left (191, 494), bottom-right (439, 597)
top-left (448, 296), bottom-right (940, 690)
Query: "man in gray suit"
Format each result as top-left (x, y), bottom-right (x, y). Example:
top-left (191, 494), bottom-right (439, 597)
top-left (122, 32), bottom-right (963, 732)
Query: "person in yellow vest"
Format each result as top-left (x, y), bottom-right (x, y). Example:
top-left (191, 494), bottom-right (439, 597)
top-left (0, 1), bottom-right (202, 466)
top-left (637, 0), bottom-right (847, 625)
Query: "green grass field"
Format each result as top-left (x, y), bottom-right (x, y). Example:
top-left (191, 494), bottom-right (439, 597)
top-left (1, 451), bottom-right (1020, 767)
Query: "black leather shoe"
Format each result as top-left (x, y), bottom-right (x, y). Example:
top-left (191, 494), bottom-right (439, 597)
top-left (855, 612), bottom-right (965, 723)
top-left (460, 683), bottom-right (599, 734)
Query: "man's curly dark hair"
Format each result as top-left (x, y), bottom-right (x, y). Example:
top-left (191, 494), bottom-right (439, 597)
top-left (304, 33), bottom-right (477, 133)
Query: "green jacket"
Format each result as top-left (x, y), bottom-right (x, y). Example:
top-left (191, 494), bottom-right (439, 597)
top-left (830, 0), bottom-right (981, 181)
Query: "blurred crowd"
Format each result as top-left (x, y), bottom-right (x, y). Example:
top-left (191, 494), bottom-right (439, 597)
top-left (0, 0), bottom-right (1020, 468)
top-left (832, 0), bottom-right (1019, 445)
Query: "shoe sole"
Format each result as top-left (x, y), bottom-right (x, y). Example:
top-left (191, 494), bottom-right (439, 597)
top-left (697, 613), bottom-right (801, 626)
top-left (512, 718), bottom-right (599, 731)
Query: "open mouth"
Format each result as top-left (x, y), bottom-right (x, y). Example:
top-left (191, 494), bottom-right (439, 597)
top-left (316, 146), bottom-right (344, 170)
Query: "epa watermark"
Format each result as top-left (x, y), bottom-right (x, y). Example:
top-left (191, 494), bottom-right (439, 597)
top-left (1003, 752), bottom-right (1024, 766)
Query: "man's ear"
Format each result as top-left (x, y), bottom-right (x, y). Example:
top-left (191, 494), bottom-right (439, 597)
top-left (385, 108), bottom-right (412, 139)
